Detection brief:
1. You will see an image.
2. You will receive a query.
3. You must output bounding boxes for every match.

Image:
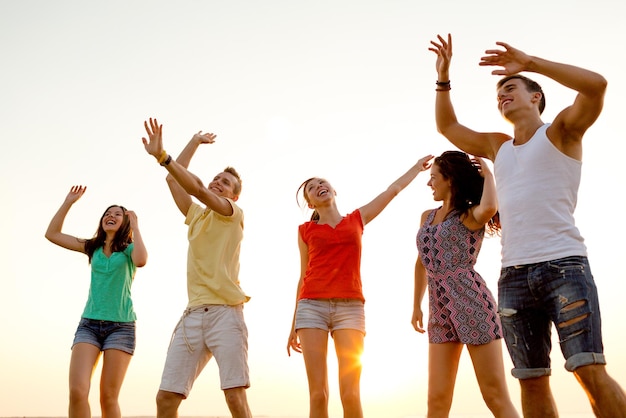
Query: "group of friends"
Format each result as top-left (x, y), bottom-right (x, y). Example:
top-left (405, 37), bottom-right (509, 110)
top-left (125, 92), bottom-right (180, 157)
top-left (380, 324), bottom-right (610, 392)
top-left (45, 35), bottom-right (626, 418)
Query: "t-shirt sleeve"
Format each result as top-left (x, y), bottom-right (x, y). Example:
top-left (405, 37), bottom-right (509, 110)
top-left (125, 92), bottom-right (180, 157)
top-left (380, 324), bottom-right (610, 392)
top-left (185, 202), bottom-right (202, 226)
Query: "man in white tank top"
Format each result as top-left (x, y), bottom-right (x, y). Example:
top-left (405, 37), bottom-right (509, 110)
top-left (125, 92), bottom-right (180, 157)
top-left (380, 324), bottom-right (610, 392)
top-left (428, 34), bottom-right (625, 417)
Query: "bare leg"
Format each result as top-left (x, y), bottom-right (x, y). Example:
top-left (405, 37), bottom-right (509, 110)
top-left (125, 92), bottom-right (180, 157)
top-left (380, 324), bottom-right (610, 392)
top-left (333, 329), bottom-right (364, 418)
top-left (99, 349), bottom-right (132, 418)
top-left (467, 340), bottom-right (519, 418)
top-left (298, 328), bottom-right (330, 418)
top-left (427, 342), bottom-right (462, 418)
top-left (68, 343), bottom-right (101, 418)
top-left (574, 364), bottom-right (626, 418)
top-left (156, 390), bottom-right (184, 418)
top-left (224, 387), bottom-right (252, 418)
top-left (519, 376), bottom-right (558, 418)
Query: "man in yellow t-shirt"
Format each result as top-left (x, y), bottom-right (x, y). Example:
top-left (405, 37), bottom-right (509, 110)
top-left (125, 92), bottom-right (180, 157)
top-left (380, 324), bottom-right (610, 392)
top-left (142, 117), bottom-right (252, 418)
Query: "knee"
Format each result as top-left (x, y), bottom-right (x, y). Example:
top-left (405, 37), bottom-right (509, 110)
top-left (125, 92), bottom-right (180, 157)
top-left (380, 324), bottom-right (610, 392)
top-left (224, 387), bottom-right (249, 412)
top-left (99, 390), bottom-right (120, 410)
top-left (156, 390), bottom-right (183, 410)
top-left (68, 383), bottom-right (90, 403)
top-left (481, 390), bottom-right (510, 412)
top-left (339, 387), bottom-right (360, 406)
top-left (520, 375), bottom-right (551, 396)
top-left (309, 388), bottom-right (329, 408)
top-left (573, 364), bottom-right (608, 386)
top-left (428, 389), bottom-right (453, 413)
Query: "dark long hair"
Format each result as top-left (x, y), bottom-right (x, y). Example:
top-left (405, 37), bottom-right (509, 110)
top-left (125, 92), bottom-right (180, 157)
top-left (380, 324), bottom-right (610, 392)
top-left (84, 205), bottom-right (133, 263)
top-left (435, 151), bottom-right (501, 235)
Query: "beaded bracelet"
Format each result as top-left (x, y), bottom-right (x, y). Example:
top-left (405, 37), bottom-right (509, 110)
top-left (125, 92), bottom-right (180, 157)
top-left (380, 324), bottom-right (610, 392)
top-left (436, 80), bottom-right (451, 91)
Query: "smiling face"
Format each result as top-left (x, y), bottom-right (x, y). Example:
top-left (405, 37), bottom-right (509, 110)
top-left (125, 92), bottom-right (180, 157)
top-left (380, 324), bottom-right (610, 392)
top-left (303, 177), bottom-right (335, 209)
top-left (427, 164), bottom-right (451, 202)
top-left (101, 205), bottom-right (126, 233)
top-left (496, 75), bottom-right (545, 121)
top-left (208, 171), bottom-right (240, 201)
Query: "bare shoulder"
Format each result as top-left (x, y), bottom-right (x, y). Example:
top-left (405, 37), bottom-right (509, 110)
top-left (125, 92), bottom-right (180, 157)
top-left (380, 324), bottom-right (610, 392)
top-left (545, 122), bottom-right (583, 160)
top-left (419, 209), bottom-right (433, 226)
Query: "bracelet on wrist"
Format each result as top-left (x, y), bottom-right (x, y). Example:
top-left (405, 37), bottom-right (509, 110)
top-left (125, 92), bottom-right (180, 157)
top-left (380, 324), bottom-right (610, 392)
top-left (156, 150), bottom-right (168, 164)
top-left (436, 80), bottom-right (451, 92)
top-left (160, 154), bottom-right (172, 166)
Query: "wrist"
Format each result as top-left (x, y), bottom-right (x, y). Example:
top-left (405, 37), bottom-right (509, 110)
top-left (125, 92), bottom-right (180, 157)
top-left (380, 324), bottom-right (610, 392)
top-left (436, 80), bottom-right (451, 92)
top-left (156, 150), bottom-right (168, 164)
top-left (160, 154), bottom-right (172, 166)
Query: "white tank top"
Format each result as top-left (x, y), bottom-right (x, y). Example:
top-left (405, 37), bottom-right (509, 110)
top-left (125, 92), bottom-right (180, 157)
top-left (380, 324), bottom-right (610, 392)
top-left (494, 123), bottom-right (587, 267)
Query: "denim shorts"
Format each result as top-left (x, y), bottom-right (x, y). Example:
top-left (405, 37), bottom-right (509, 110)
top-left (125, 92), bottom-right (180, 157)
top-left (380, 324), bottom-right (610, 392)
top-left (72, 317), bottom-right (136, 355)
top-left (498, 256), bottom-right (605, 379)
top-left (295, 298), bottom-right (366, 335)
top-left (159, 304), bottom-right (250, 397)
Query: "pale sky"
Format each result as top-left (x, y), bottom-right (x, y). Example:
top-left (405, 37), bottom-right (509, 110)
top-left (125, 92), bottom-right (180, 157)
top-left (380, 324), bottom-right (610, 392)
top-left (1, 1), bottom-right (625, 417)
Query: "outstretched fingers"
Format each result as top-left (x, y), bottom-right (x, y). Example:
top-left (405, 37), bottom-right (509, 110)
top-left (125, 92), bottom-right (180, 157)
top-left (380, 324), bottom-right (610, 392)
top-left (142, 118), bottom-right (164, 157)
top-left (65, 185), bottom-right (87, 203)
top-left (479, 41), bottom-right (529, 76)
top-left (428, 33), bottom-right (451, 54)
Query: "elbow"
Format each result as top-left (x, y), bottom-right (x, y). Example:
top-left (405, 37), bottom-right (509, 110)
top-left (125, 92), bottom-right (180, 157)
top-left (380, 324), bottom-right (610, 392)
top-left (387, 185), bottom-right (402, 197)
top-left (134, 256), bottom-right (148, 268)
top-left (484, 204), bottom-right (498, 220)
top-left (587, 74), bottom-right (607, 97)
top-left (44, 231), bottom-right (54, 242)
top-left (436, 122), bottom-right (454, 138)
top-left (597, 74), bottom-right (608, 92)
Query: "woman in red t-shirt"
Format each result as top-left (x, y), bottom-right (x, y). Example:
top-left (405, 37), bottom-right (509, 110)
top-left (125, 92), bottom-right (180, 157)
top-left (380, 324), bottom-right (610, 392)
top-left (287, 154), bottom-right (433, 418)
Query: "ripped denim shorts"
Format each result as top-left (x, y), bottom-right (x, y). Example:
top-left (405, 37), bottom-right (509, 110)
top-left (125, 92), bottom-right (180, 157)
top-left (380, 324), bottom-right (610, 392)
top-left (498, 256), bottom-right (605, 379)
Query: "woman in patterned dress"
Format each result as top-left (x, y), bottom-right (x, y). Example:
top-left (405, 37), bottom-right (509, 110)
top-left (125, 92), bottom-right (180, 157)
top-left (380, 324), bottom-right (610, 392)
top-left (411, 151), bottom-right (519, 418)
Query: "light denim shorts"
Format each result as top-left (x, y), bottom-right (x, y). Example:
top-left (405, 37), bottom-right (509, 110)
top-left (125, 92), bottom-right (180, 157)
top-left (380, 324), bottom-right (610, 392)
top-left (159, 304), bottom-right (250, 397)
top-left (295, 298), bottom-right (366, 335)
top-left (72, 317), bottom-right (136, 355)
top-left (498, 256), bottom-right (605, 379)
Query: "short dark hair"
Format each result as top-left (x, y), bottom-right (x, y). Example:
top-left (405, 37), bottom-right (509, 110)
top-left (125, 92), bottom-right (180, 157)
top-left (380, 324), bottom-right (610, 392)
top-left (497, 74), bottom-right (546, 114)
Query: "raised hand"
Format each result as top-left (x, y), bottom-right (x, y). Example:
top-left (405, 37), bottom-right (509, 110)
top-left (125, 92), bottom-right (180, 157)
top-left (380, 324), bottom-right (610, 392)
top-left (192, 131), bottom-right (217, 145)
top-left (125, 210), bottom-right (139, 230)
top-left (429, 33), bottom-right (452, 77)
top-left (65, 185), bottom-right (86, 205)
top-left (472, 156), bottom-right (492, 178)
top-left (418, 154), bottom-right (435, 172)
top-left (479, 42), bottom-right (532, 76)
top-left (142, 118), bottom-right (164, 159)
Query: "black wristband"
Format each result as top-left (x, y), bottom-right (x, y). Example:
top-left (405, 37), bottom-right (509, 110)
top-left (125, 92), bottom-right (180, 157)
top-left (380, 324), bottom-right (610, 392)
top-left (436, 80), bottom-right (451, 86)
top-left (160, 154), bottom-right (172, 166)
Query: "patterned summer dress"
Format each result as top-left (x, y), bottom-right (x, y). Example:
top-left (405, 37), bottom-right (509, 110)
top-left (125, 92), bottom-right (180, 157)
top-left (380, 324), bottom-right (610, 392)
top-left (416, 208), bottom-right (501, 345)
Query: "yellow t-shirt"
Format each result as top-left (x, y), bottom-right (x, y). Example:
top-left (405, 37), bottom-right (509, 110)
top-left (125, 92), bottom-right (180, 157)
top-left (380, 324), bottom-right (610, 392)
top-left (184, 201), bottom-right (250, 306)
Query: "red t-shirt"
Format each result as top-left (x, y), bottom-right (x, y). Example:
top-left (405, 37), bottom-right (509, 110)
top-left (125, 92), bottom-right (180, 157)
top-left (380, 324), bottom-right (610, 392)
top-left (298, 210), bottom-right (364, 301)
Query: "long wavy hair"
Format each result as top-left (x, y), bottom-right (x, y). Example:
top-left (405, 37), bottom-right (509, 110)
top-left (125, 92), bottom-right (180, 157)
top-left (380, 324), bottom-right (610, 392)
top-left (435, 151), bottom-right (501, 235)
top-left (84, 205), bottom-right (133, 263)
